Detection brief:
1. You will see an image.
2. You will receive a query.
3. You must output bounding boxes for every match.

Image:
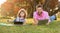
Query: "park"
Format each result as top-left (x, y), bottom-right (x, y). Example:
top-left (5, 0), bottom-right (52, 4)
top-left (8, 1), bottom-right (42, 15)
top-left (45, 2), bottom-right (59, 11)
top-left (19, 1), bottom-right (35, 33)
top-left (0, 0), bottom-right (60, 33)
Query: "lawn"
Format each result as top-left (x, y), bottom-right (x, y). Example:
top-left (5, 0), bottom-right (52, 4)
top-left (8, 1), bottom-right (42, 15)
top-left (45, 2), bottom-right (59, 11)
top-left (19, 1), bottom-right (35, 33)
top-left (0, 19), bottom-right (60, 33)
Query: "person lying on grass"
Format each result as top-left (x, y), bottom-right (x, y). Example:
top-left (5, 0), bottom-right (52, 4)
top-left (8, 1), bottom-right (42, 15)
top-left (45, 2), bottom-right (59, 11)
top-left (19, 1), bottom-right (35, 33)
top-left (33, 5), bottom-right (51, 25)
top-left (14, 8), bottom-right (27, 25)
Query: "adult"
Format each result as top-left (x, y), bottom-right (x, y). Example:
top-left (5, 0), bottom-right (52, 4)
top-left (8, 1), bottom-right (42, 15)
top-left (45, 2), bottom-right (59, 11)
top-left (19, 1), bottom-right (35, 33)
top-left (33, 5), bottom-right (51, 25)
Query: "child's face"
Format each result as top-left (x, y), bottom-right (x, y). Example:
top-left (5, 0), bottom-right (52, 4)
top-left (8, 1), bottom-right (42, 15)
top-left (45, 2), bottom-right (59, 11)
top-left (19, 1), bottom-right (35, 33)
top-left (20, 12), bottom-right (25, 17)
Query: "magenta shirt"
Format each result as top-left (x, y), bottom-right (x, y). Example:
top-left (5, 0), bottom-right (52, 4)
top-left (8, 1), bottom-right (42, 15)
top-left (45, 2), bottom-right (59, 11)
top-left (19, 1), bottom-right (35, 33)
top-left (33, 11), bottom-right (51, 22)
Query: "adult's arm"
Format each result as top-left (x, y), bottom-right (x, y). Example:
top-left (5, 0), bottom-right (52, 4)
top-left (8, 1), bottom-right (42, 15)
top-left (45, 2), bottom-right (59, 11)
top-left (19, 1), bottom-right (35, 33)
top-left (45, 12), bottom-right (51, 25)
top-left (45, 12), bottom-right (51, 22)
top-left (33, 12), bottom-right (38, 25)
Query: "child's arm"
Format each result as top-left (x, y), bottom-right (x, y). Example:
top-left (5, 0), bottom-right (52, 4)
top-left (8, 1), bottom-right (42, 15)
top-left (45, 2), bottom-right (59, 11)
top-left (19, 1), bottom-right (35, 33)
top-left (23, 19), bottom-right (26, 25)
top-left (16, 17), bottom-right (19, 22)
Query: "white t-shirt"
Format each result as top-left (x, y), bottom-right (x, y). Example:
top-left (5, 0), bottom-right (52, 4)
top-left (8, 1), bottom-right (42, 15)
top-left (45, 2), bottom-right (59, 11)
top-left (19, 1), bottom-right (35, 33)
top-left (16, 17), bottom-right (25, 22)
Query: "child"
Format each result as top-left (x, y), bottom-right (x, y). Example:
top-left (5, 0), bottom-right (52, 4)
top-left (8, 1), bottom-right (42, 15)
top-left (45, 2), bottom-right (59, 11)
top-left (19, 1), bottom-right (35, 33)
top-left (14, 9), bottom-right (27, 25)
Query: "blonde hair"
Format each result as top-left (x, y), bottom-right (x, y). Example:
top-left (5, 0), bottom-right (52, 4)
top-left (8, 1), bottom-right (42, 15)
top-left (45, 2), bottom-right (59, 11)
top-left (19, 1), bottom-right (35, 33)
top-left (17, 9), bottom-right (27, 18)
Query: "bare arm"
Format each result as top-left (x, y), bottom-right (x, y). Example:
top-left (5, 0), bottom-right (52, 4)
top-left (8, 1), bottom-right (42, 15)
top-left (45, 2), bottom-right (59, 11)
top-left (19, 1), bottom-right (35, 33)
top-left (33, 18), bottom-right (38, 25)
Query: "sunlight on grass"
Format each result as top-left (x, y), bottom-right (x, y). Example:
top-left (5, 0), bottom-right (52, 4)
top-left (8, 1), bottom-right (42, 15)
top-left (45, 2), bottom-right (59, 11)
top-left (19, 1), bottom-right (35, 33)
top-left (0, 18), bottom-right (60, 33)
top-left (26, 18), bottom-right (33, 24)
top-left (0, 21), bottom-right (60, 33)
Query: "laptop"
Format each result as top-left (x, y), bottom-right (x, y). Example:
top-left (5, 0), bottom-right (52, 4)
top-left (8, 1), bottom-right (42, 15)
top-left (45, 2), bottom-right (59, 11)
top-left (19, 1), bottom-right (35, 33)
top-left (38, 19), bottom-right (48, 25)
top-left (14, 22), bottom-right (23, 25)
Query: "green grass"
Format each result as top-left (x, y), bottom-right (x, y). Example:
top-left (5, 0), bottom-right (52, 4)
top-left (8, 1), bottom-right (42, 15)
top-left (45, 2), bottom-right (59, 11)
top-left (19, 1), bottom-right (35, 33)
top-left (0, 19), bottom-right (60, 33)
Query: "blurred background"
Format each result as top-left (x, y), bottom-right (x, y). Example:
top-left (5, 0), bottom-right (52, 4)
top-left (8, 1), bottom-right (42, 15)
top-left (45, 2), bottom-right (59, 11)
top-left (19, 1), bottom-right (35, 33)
top-left (0, 0), bottom-right (60, 18)
top-left (0, 0), bottom-right (60, 33)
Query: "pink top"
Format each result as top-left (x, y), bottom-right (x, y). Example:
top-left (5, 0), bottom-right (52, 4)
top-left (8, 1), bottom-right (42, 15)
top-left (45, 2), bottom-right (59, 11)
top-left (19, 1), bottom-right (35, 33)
top-left (33, 11), bottom-right (51, 22)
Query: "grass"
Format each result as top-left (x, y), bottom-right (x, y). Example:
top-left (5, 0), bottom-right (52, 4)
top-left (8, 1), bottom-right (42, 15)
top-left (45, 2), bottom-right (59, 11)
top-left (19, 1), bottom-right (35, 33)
top-left (0, 19), bottom-right (60, 33)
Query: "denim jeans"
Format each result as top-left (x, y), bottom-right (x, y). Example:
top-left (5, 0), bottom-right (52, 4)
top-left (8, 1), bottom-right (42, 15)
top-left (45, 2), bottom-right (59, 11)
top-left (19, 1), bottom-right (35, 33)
top-left (50, 15), bottom-right (56, 21)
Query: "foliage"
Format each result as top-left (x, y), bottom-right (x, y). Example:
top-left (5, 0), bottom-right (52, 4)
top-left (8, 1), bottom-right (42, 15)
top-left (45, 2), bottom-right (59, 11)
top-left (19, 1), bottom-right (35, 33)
top-left (1, 0), bottom-right (59, 17)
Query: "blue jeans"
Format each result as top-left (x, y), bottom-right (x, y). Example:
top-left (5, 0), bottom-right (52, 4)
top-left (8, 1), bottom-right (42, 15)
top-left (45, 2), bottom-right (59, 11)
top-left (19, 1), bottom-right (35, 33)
top-left (50, 15), bottom-right (56, 21)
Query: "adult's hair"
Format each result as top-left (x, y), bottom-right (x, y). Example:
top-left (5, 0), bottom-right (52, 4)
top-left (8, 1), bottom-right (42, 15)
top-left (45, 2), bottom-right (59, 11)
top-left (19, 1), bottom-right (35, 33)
top-left (36, 4), bottom-right (43, 9)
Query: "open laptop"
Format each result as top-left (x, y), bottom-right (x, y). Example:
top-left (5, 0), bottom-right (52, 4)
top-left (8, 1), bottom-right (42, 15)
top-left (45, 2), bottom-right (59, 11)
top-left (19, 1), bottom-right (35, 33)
top-left (14, 22), bottom-right (23, 25)
top-left (38, 19), bottom-right (48, 25)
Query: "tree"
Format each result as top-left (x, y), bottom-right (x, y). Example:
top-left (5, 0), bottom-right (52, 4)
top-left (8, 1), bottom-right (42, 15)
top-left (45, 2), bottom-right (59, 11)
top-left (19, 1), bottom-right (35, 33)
top-left (1, 0), bottom-right (59, 18)
top-left (43, 0), bottom-right (59, 16)
top-left (32, 0), bottom-right (59, 16)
